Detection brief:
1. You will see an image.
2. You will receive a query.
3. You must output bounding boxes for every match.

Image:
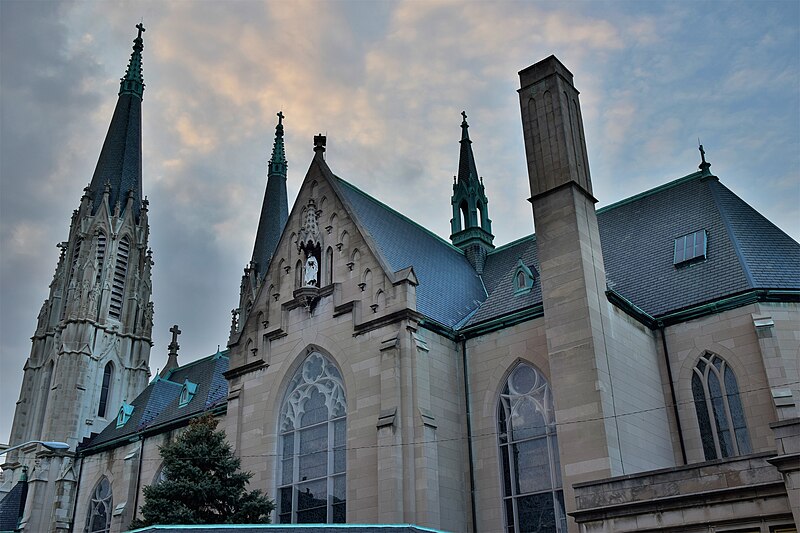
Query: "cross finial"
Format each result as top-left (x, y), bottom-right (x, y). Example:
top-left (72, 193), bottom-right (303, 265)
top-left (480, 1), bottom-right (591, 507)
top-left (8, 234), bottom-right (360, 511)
top-left (461, 110), bottom-right (468, 122)
top-left (698, 139), bottom-right (711, 175)
top-left (277, 111), bottom-right (284, 125)
top-left (169, 324), bottom-right (181, 344)
top-left (136, 23), bottom-right (146, 39)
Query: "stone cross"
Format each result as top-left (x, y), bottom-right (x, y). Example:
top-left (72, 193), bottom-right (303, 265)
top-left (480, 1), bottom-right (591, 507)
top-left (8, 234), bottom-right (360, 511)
top-left (461, 110), bottom-right (467, 121)
top-left (169, 324), bottom-right (181, 350)
top-left (136, 23), bottom-right (146, 39)
top-left (277, 111), bottom-right (284, 124)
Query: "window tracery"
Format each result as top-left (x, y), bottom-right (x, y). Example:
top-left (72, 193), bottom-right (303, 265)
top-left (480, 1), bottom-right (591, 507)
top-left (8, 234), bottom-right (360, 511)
top-left (498, 363), bottom-right (566, 532)
top-left (278, 352), bottom-right (346, 524)
top-left (85, 477), bottom-right (112, 533)
top-left (691, 352), bottom-right (751, 460)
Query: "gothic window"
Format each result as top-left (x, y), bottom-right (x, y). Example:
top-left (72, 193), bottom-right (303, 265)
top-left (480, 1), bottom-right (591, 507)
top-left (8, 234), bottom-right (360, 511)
top-left (85, 477), bottom-right (112, 533)
top-left (498, 363), bottom-right (566, 533)
top-left (325, 247), bottom-right (334, 286)
top-left (692, 353), bottom-right (751, 460)
top-left (152, 463), bottom-right (168, 485)
top-left (95, 231), bottom-right (107, 285)
top-left (459, 200), bottom-right (468, 231)
top-left (278, 352), bottom-right (346, 524)
top-left (109, 236), bottom-right (130, 320)
top-left (97, 362), bottom-right (113, 418)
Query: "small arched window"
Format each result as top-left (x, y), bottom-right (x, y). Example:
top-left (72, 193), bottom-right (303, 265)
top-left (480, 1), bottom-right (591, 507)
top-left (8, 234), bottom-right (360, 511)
top-left (513, 259), bottom-right (535, 295)
top-left (498, 363), bottom-right (566, 532)
top-left (278, 352), bottom-right (346, 524)
top-left (459, 201), bottom-right (468, 231)
top-left (85, 477), bottom-right (112, 533)
top-left (477, 201), bottom-right (485, 230)
top-left (326, 247), bottom-right (334, 286)
top-left (692, 353), bottom-right (751, 460)
top-left (97, 362), bottom-right (113, 418)
top-left (109, 236), bottom-right (130, 320)
top-left (295, 260), bottom-right (303, 289)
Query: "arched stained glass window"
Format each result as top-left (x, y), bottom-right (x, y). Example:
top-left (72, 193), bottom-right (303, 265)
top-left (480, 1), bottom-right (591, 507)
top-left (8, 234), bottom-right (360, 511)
top-left (85, 477), bottom-right (112, 533)
top-left (498, 363), bottom-right (566, 533)
top-left (278, 352), bottom-right (346, 524)
top-left (692, 353), bottom-right (751, 460)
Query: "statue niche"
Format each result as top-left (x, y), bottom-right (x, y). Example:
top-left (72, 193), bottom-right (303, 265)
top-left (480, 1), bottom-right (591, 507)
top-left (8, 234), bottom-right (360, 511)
top-left (294, 198), bottom-right (322, 311)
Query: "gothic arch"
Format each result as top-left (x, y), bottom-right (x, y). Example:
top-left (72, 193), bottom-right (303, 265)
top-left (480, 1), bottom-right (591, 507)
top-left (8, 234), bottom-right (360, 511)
top-left (84, 475), bottom-right (114, 533)
top-left (97, 361), bottom-right (114, 418)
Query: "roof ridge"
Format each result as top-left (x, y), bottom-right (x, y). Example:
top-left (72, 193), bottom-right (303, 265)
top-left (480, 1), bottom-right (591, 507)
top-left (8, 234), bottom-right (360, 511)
top-left (334, 176), bottom-right (466, 256)
top-left (597, 170), bottom-right (706, 214)
top-left (490, 233), bottom-right (536, 254)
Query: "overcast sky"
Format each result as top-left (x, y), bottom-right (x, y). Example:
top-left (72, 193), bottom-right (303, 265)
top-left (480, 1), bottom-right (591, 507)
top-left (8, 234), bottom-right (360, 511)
top-left (1, 0), bottom-right (798, 443)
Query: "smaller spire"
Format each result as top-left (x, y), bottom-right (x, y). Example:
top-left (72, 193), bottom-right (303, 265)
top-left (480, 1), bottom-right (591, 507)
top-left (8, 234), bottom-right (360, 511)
top-left (119, 23), bottom-right (146, 99)
top-left (159, 324), bottom-right (181, 378)
top-left (268, 112), bottom-right (287, 177)
top-left (461, 110), bottom-right (470, 142)
top-left (698, 140), bottom-right (711, 176)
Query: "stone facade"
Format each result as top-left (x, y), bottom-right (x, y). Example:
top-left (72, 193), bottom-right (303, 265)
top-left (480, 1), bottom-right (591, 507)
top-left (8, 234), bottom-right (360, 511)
top-left (3, 43), bottom-right (799, 533)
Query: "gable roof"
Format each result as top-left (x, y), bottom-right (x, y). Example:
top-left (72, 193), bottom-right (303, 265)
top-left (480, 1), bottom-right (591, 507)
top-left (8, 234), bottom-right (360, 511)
top-left (78, 351), bottom-right (228, 453)
top-left (333, 176), bottom-right (487, 328)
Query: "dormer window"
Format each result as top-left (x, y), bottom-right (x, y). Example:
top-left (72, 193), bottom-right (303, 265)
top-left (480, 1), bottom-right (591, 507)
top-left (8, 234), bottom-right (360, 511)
top-left (674, 229), bottom-right (707, 265)
top-left (116, 402), bottom-right (134, 428)
top-left (513, 259), bottom-right (535, 295)
top-left (179, 379), bottom-right (198, 408)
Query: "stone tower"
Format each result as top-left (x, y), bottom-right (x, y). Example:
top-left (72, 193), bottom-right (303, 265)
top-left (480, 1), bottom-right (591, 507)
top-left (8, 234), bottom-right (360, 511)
top-left (2, 25), bottom-right (154, 532)
top-left (231, 112), bottom-right (289, 344)
top-left (518, 55), bottom-right (623, 526)
top-left (449, 111), bottom-right (494, 273)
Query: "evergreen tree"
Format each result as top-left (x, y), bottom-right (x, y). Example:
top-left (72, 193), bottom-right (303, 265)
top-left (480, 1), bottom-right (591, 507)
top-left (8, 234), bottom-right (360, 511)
top-left (130, 414), bottom-right (274, 527)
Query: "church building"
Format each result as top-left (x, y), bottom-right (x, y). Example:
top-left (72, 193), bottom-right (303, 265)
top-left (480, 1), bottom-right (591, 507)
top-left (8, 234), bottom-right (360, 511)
top-left (1, 25), bottom-right (799, 533)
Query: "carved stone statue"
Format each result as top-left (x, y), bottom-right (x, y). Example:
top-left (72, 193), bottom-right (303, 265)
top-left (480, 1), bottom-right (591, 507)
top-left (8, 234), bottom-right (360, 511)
top-left (304, 255), bottom-right (319, 287)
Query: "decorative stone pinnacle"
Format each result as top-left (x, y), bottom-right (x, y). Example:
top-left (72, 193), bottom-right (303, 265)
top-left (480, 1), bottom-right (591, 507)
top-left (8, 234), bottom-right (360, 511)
top-left (314, 134), bottom-right (326, 154)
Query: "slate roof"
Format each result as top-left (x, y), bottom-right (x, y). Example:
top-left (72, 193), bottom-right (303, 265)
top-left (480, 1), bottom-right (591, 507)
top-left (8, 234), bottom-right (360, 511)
top-left (334, 177), bottom-right (487, 328)
top-left (465, 171), bottom-right (800, 327)
top-left (0, 476), bottom-right (26, 532)
top-left (79, 351), bottom-right (229, 452)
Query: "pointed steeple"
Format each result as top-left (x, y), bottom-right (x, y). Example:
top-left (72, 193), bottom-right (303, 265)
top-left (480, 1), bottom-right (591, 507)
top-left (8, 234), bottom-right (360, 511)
top-left (450, 111), bottom-right (494, 272)
top-left (86, 24), bottom-right (145, 220)
top-left (458, 110), bottom-right (480, 185)
top-left (251, 112), bottom-right (290, 278)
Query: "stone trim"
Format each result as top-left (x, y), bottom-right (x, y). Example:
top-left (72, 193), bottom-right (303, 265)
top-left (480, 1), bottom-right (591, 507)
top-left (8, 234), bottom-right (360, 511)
top-left (223, 358), bottom-right (267, 380)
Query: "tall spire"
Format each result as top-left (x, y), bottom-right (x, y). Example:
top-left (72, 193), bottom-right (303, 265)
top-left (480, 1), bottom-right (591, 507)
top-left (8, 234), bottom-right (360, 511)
top-left (87, 24), bottom-right (146, 220)
top-left (251, 112), bottom-right (290, 278)
top-left (450, 111), bottom-right (494, 273)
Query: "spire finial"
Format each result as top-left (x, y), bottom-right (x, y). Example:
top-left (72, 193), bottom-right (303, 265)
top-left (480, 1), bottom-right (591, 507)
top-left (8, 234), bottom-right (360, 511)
top-left (268, 112), bottom-right (287, 177)
top-left (120, 23), bottom-right (146, 99)
top-left (460, 110), bottom-right (470, 142)
top-left (698, 139), bottom-right (711, 175)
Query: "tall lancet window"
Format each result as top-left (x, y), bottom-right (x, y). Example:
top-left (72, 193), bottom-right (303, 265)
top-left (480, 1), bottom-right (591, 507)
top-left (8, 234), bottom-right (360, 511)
top-left (109, 236), bottom-right (130, 319)
top-left (692, 352), bottom-right (751, 460)
top-left (85, 477), bottom-right (112, 533)
top-left (278, 352), bottom-right (346, 524)
top-left (95, 231), bottom-right (107, 286)
top-left (97, 362), bottom-right (113, 418)
top-left (498, 363), bottom-right (566, 533)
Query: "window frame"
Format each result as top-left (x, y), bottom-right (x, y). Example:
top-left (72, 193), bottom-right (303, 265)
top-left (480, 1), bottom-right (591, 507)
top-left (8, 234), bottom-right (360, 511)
top-left (673, 229), bottom-right (707, 265)
top-left (84, 476), bottom-right (112, 533)
top-left (497, 362), bottom-right (567, 533)
top-left (277, 351), bottom-right (346, 524)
